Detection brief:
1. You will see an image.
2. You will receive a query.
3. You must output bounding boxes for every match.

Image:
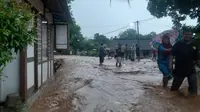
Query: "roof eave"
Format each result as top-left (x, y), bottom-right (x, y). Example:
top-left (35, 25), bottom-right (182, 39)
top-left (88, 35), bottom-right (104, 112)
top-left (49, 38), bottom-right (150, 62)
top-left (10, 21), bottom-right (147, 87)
top-left (43, 0), bottom-right (72, 23)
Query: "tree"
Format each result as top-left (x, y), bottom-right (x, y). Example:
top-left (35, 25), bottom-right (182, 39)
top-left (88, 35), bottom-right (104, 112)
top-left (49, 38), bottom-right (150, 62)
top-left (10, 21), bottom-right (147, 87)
top-left (82, 39), bottom-right (96, 51)
top-left (117, 29), bottom-right (156, 39)
top-left (93, 33), bottom-right (110, 45)
top-left (113, 36), bottom-right (118, 40)
top-left (0, 0), bottom-right (36, 76)
top-left (118, 29), bottom-right (137, 39)
top-left (142, 32), bottom-right (157, 39)
top-left (147, 0), bottom-right (200, 28)
top-left (69, 23), bottom-right (84, 52)
top-left (67, 0), bottom-right (85, 53)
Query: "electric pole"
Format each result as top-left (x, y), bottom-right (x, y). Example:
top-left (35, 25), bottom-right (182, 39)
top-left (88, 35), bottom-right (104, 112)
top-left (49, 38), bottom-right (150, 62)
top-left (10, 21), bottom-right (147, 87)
top-left (136, 20), bottom-right (140, 45)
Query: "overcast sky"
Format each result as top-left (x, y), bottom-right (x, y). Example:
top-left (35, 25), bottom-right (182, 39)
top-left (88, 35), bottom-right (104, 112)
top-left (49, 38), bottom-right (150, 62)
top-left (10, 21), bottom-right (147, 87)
top-left (71, 0), bottom-right (197, 38)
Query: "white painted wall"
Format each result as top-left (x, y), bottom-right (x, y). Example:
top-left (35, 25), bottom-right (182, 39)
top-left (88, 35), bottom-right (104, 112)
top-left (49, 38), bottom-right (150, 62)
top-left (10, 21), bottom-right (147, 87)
top-left (56, 25), bottom-right (68, 49)
top-left (27, 45), bottom-right (35, 89)
top-left (0, 53), bottom-right (20, 102)
top-left (42, 62), bottom-right (48, 83)
top-left (38, 64), bottom-right (41, 87)
top-left (27, 62), bottom-right (35, 89)
top-left (27, 45), bottom-right (34, 58)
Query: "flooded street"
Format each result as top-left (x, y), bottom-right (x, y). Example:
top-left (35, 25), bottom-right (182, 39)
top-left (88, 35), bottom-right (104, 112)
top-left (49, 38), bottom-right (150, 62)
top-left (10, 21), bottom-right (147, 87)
top-left (29, 56), bottom-right (200, 112)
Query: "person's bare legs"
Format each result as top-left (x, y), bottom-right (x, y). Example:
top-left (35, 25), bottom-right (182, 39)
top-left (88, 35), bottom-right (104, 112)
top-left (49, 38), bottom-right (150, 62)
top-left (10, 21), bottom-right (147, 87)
top-left (116, 57), bottom-right (119, 67)
top-left (163, 76), bottom-right (168, 88)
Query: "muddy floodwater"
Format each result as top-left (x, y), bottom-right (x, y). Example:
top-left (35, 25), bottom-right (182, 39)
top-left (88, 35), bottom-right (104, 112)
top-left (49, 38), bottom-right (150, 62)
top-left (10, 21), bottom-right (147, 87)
top-left (29, 56), bottom-right (200, 112)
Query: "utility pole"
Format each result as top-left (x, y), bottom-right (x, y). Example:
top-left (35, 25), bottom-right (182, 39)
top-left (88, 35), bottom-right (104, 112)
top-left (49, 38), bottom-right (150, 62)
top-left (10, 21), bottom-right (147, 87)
top-left (136, 20), bottom-right (140, 45)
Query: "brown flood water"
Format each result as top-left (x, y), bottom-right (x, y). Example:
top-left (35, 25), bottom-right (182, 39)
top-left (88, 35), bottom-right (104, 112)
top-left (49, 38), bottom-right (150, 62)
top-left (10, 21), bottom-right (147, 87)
top-left (29, 56), bottom-right (200, 112)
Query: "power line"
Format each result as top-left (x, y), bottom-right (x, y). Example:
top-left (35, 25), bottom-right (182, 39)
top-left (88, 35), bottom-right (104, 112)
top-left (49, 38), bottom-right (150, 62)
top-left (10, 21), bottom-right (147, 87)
top-left (101, 18), bottom-right (156, 35)
top-left (101, 25), bottom-right (130, 35)
top-left (140, 22), bottom-right (172, 28)
top-left (81, 23), bottom-right (128, 28)
top-left (88, 17), bottom-right (156, 38)
top-left (88, 24), bottom-right (129, 38)
top-left (82, 18), bottom-right (156, 29)
top-left (138, 17), bottom-right (156, 23)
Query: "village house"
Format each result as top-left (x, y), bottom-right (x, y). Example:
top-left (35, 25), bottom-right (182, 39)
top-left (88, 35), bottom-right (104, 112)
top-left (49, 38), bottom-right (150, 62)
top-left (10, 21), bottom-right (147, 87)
top-left (0, 0), bottom-right (71, 104)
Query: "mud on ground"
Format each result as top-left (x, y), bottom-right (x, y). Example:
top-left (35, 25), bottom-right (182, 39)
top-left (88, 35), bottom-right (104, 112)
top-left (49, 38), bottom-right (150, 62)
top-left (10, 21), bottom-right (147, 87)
top-left (29, 56), bottom-right (200, 112)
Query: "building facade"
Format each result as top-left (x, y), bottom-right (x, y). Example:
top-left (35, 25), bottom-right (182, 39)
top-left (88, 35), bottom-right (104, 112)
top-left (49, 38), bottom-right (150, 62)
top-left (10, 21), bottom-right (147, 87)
top-left (0, 0), bottom-right (71, 102)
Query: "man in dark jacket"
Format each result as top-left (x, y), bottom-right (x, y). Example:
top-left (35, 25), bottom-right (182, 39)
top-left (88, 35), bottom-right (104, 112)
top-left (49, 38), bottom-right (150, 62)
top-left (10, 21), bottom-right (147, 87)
top-left (99, 43), bottom-right (105, 66)
top-left (169, 28), bottom-right (200, 96)
top-left (136, 44), bottom-right (140, 61)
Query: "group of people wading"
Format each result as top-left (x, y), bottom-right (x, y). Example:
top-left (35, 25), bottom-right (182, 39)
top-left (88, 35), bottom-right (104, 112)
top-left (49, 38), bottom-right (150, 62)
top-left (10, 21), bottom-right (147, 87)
top-left (157, 28), bottom-right (200, 96)
top-left (98, 43), bottom-right (140, 67)
top-left (98, 28), bottom-right (200, 96)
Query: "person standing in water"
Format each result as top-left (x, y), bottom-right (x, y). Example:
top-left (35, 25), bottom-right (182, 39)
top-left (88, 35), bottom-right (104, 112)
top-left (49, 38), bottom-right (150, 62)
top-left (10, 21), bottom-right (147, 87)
top-left (170, 28), bottom-right (200, 96)
top-left (136, 44), bottom-right (140, 61)
top-left (116, 44), bottom-right (123, 67)
top-left (99, 43), bottom-right (105, 66)
top-left (125, 44), bottom-right (129, 60)
top-left (152, 48), bottom-right (157, 61)
top-left (157, 35), bottom-right (172, 88)
top-left (121, 45), bottom-right (125, 60)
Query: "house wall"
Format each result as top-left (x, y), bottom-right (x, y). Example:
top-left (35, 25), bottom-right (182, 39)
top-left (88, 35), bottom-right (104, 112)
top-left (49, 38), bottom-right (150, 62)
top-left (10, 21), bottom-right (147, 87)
top-left (27, 45), bottom-right (35, 89)
top-left (41, 23), bottom-right (49, 84)
top-left (0, 0), bottom-right (67, 102)
top-left (0, 53), bottom-right (20, 102)
top-left (36, 16), bottom-right (42, 89)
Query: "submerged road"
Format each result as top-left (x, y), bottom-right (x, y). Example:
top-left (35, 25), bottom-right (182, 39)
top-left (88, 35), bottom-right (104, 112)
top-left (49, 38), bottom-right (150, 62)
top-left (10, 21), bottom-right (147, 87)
top-left (30, 56), bottom-right (200, 112)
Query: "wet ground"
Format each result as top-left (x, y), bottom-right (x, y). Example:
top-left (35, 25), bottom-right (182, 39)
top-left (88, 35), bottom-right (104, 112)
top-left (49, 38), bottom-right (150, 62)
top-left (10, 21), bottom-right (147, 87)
top-left (29, 56), bottom-right (200, 112)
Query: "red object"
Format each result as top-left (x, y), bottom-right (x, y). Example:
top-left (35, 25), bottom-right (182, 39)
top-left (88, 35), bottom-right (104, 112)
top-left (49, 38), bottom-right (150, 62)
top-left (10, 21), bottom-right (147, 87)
top-left (163, 44), bottom-right (172, 55)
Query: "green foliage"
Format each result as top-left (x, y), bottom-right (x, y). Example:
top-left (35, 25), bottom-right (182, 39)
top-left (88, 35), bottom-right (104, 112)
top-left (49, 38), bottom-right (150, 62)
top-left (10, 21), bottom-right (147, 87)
top-left (0, 0), bottom-right (36, 76)
top-left (67, 0), bottom-right (75, 4)
top-left (117, 29), bottom-right (156, 40)
top-left (67, 0), bottom-right (85, 52)
top-left (118, 29), bottom-right (137, 39)
top-left (93, 33), bottom-right (110, 45)
top-left (69, 23), bottom-right (84, 51)
top-left (68, 0), bottom-right (156, 55)
top-left (147, 0), bottom-right (200, 27)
